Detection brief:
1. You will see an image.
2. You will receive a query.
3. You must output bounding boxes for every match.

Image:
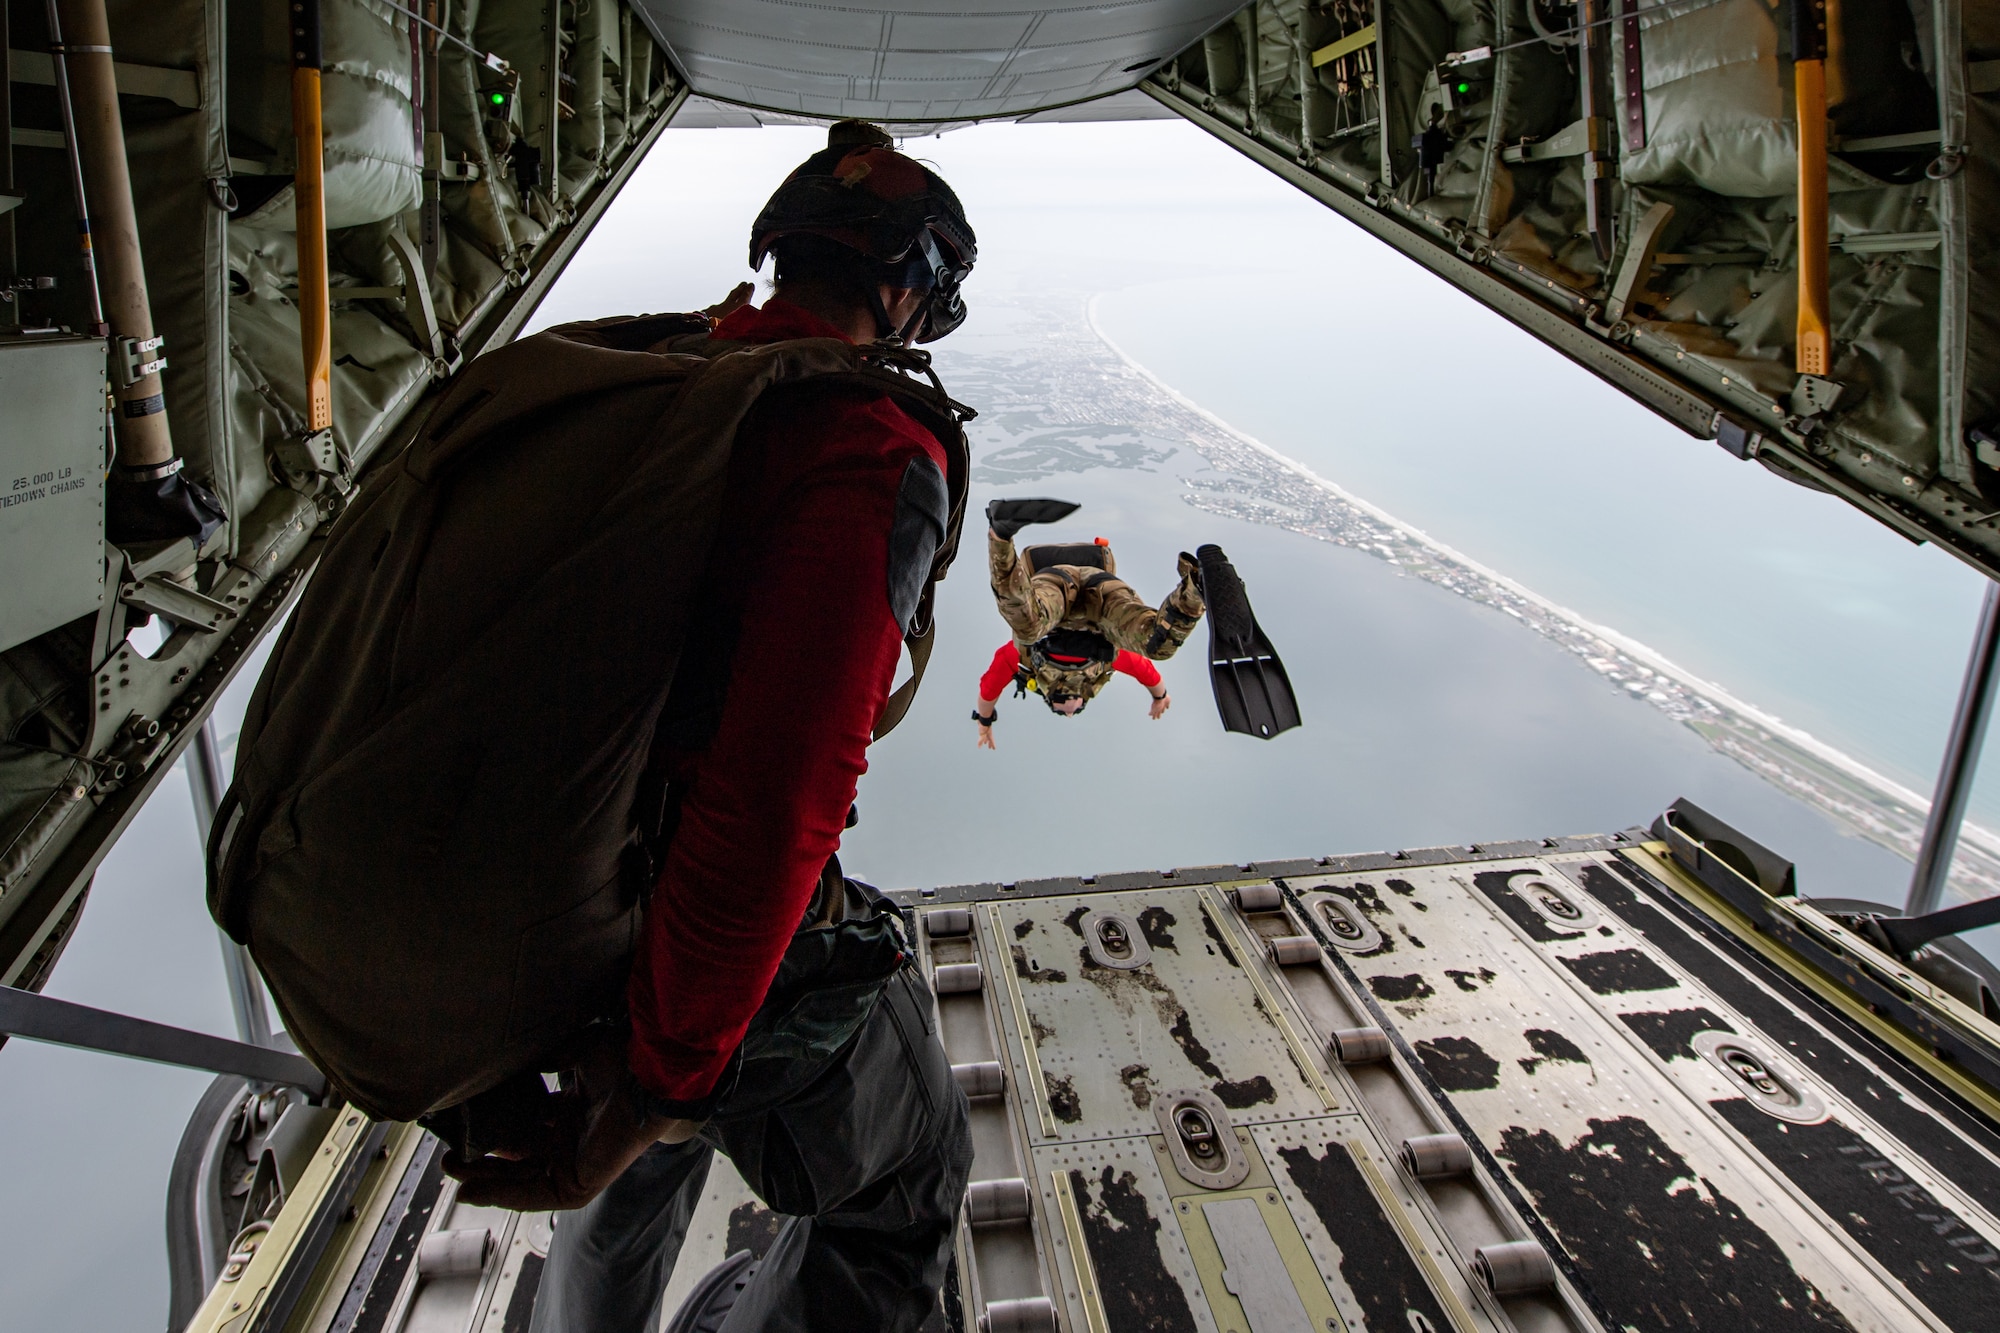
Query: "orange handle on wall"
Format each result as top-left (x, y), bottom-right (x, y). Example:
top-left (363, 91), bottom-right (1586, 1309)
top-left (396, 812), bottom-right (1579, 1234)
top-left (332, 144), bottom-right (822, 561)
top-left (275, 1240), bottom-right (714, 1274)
top-left (292, 5), bottom-right (333, 433)
top-left (1793, 0), bottom-right (1831, 376)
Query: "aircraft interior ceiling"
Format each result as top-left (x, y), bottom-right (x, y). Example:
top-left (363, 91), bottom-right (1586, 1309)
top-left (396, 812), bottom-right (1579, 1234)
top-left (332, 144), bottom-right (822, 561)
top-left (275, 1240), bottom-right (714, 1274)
top-left (632, 0), bottom-right (1247, 122)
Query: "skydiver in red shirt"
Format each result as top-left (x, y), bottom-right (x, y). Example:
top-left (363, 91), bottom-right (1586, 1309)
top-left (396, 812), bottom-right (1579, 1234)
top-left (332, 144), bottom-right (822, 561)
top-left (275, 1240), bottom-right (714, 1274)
top-left (971, 500), bottom-right (1205, 747)
top-left (448, 121), bottom-right (978, 1333)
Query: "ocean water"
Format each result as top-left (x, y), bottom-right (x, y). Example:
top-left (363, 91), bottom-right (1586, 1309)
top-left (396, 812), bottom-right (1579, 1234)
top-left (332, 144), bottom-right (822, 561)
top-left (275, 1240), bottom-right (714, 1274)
top-left (1089, 272), bottom-right (1998, 830)
top-left (832, 294), bottom-right (1918, 899)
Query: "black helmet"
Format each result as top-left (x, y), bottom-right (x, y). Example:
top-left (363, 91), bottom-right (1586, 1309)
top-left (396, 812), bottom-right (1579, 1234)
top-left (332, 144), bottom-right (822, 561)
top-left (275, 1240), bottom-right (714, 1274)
top-left (749, 120), bottom-right (976, 342)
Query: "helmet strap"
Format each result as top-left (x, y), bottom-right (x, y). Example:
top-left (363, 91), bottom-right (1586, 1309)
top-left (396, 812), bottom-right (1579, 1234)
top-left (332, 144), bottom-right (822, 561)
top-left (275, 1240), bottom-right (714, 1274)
top-left (860, 230), bottom-right (958, 345)
top-left (864, 285), bottom-right (900, 343)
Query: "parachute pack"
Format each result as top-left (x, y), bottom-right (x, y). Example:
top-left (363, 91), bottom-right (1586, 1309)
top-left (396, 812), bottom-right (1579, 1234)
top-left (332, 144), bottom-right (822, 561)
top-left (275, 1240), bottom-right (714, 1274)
top-left (206, 314), bottom-right (969, 1121)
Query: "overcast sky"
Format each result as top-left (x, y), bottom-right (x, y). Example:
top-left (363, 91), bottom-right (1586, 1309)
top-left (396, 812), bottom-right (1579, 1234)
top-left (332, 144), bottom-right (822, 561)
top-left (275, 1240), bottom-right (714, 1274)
top-left (528, 119), bottom-right (1313, 325)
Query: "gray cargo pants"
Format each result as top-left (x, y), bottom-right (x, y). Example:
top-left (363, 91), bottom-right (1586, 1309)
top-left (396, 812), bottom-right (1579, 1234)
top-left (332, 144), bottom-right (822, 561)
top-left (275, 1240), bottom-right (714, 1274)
top-left (528, 885), bottom-right (971, 1333)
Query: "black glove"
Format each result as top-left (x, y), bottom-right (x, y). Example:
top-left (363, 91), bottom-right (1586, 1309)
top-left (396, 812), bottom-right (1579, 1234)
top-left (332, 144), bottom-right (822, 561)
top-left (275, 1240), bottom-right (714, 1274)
top-left (444, 1032), bottom-right (702, 1212)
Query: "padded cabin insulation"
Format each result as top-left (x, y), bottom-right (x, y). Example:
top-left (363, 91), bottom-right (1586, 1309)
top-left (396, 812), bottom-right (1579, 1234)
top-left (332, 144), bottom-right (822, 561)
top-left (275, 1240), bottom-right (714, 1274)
top-left (232, 0), bottom-right (422, 230)
top-left (1151, 0), bottom-right (1984, 570)
top-left (1618, 0), bottom-right (1797, 198)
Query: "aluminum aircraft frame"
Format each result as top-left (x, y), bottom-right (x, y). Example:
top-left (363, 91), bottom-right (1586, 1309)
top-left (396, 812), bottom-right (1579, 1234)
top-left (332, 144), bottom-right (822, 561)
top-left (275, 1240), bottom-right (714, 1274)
top-left (0, 1), bottom-right (1996, 1331)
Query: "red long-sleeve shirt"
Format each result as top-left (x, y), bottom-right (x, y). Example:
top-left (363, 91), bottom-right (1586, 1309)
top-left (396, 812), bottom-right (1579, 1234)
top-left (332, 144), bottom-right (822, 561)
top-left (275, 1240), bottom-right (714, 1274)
top-left (978, 642), bottom-right (1161, 703)
top-left (626, 298), bottom-right (946, 1106)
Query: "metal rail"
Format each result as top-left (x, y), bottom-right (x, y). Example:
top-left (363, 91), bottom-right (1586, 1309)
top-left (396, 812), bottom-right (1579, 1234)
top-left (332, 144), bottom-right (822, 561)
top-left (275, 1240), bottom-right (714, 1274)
top-left (1908, 580), bottom-right (2000, 916)
top-left (0, 984), bottom-right (326, 1095)
top-left (188, 720), bottom-right (274, 1047)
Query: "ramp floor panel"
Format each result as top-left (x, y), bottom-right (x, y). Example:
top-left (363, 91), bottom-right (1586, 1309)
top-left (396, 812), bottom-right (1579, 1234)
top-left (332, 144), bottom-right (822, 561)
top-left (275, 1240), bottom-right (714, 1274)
top-left (910, 849), bottom-right (2000, 1333)
top-left (241, 838), bottom-right (2000, 1333)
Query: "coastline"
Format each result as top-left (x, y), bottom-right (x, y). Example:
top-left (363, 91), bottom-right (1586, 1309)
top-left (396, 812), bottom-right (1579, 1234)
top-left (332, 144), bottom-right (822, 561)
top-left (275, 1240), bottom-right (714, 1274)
top-left (1083, 294), bottom-right (2000, 905)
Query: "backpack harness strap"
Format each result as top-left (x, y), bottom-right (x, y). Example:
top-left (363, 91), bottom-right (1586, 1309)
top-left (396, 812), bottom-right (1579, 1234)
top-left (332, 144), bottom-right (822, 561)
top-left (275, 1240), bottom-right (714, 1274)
top-left (872, 620), bottom-right (935, 739)
top-left (1033, 626), bottom-right (1117, 665)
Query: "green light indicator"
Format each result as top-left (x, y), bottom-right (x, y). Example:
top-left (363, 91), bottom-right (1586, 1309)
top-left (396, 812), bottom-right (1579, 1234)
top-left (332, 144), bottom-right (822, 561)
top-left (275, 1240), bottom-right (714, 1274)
top-left (1456, 82), bottom-right (1470, 94)
top-left (491, 92), bottom-right (507, 105)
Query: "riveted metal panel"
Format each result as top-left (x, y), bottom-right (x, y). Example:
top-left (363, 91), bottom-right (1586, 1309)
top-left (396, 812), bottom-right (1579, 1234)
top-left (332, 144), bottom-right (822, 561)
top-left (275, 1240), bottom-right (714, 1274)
top-left (0, 337), bottom-right (106, 655)
top-left (977, 889), bottom-right (1335, 1144)
top-left (1286, 859), bottom-right (1990, 1331)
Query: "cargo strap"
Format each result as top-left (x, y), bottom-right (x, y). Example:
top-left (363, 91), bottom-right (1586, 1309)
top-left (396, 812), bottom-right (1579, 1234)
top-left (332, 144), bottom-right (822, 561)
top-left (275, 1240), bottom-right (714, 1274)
top-left (1872, 895), bottom-right (2000, 958)
top-left (873, 620), bottom-right (933, 740)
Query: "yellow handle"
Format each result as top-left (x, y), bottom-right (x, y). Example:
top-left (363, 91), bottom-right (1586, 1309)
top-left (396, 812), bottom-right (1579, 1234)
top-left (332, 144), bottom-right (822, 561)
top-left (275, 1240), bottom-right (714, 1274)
top-left (1794, 57), bottom-right (1830, 377)
top-left (292, 65), bottom-right (333, 433)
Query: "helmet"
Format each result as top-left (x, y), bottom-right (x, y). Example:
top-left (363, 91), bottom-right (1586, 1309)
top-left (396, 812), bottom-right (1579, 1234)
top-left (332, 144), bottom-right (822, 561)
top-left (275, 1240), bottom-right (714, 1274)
top-left (1043, 689), bottom-right (1088, 716)
top-left (749, 120), bottom-right (976, 342)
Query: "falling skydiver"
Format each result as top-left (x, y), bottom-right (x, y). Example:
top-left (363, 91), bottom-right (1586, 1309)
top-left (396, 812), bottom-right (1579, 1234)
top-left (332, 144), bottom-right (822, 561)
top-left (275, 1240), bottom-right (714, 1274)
top-left (973, 499), bottom-right (1301, 743)
top-left (973, 498), bottom-right (1205, 743)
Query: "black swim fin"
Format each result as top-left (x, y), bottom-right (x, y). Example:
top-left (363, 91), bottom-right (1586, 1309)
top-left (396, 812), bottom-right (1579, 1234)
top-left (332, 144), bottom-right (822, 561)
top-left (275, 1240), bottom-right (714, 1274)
top-left (1196, 544), bottom-right (1301, 740)
top-left (986, 497), bottom-right (1081, 541)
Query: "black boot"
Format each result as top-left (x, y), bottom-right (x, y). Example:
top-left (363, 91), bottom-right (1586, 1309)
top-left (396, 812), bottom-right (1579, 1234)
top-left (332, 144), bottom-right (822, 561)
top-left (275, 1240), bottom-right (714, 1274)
top-left (661, 1250), bottom-right (758, 1333)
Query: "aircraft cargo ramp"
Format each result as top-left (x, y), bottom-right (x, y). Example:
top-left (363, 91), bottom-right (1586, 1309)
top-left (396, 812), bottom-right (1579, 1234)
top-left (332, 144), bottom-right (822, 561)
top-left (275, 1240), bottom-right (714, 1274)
top-left (174, 820), bottom-right (2000, 1333)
